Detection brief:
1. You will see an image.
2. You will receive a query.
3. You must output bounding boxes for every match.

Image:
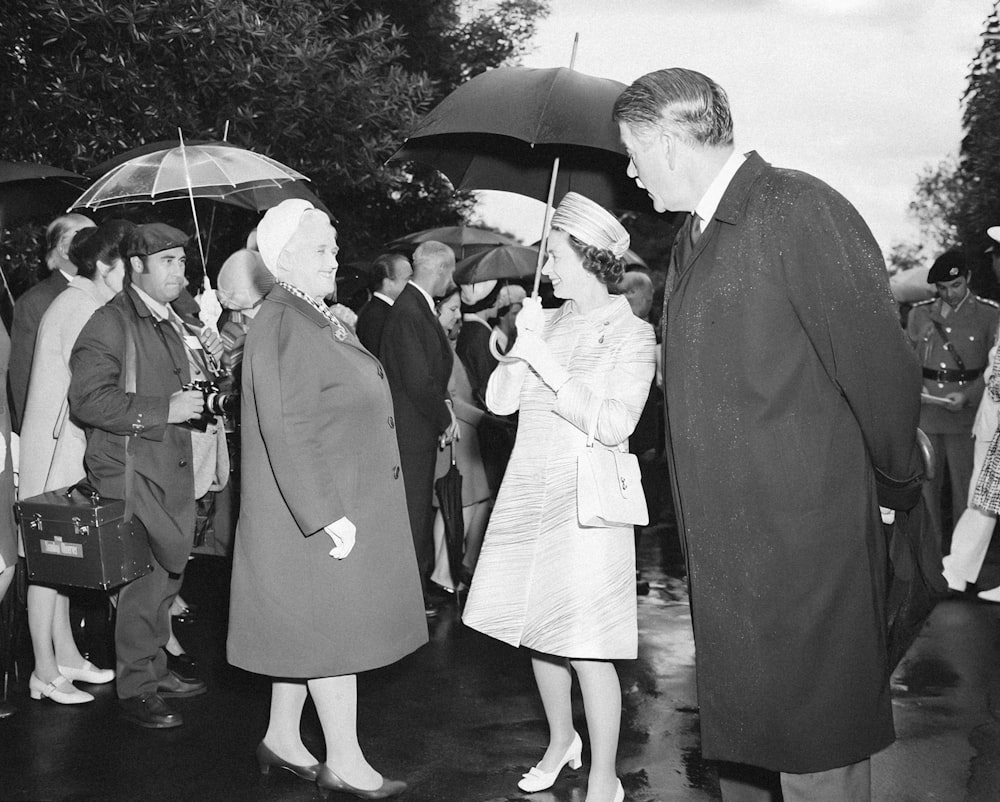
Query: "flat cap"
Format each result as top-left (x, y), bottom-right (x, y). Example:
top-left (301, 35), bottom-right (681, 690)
top-left (927, 249), bottom-right (968, 284)
top-left (124, 223), bottom-right (190, 258)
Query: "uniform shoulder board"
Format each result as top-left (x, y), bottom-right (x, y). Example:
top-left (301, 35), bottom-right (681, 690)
top-left (975, 295), bottom-right (1000, 308)
top-left (910, 298), bottom-right (935, 307)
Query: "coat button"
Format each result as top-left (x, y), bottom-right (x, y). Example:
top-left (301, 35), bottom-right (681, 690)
top-left (179, 459), bottom-right (188, 467)
top-left (392, 466), bottom-right (400, 479)
top-left (388, 416), bottom-right (395, 429)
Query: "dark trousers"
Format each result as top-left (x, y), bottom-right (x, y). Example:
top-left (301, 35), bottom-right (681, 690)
top-left (718, 759), bottom-right (871, 801)
top-left (399, 446), bottom-right (436, 585)
top-left (115, 538), bottom-right (182, 699)
top-left (923, 431), bottom-right (975, 550)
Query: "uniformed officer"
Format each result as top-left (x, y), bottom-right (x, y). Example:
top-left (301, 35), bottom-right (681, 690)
top-left (907, 249), bottom-right (1000, 546)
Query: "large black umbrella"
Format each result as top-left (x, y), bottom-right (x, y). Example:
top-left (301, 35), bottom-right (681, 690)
top-left (387, 66), bottom-right (650, 214)
top-left (0, 162), bottom-right (89, 229)
top-left (434, 445), bottom-right (465, 599)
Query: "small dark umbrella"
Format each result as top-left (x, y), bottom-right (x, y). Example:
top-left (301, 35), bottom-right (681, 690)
top-left (434, 444), bottom-right (465, 597)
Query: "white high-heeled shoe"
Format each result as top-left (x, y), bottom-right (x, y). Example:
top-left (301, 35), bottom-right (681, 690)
top-left (58, 660), bottom-right (114, 685)
top-left (612, 779), bottom-right (625, 802)
top-left (29, 673), bottom-right (94, 704)
top-left (517, 731), bottom-right (583, 793)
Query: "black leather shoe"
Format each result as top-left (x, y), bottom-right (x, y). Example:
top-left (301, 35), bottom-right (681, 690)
top-left (0, 700), bottom-right (16, 719)
top-left (256, 741), bottom-right (322, 781)
top-left (157, 670), bottom-right (207, 698)
top-left (316, 765), bottom-right (407, 799)
top-left (119, 694), bottom-right (183, 728)
top-left (163, 649), bottom-right (199, 682)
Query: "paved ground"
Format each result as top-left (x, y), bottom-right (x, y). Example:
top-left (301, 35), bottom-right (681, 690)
top-left (0, 526), bottom-right (998, 802)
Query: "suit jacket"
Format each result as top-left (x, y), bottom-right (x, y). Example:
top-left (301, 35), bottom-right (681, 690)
top-left (9, 270), bottom-right (69, 432)
top-left (379, 283), bottom-right (453, 453)
top-left (355, 295), bottom-right (392, 356)
top-left (661, 151), bottom-right (921, 771)
top-left (68, 286), bottom-right (224, 573)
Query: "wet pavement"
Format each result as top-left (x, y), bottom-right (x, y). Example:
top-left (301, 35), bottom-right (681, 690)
top-left (1, 525), bottom-right (999, 801)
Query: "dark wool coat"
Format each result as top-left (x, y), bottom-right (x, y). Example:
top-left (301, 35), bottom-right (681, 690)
top-left (227, 286), bottom-right (426, 677)
top-left (663, 152), bottom-right (921, 773)
top-left (69, 288), bottom-right (216, 574)
top-left (10, 270), bottom-right (69, 432)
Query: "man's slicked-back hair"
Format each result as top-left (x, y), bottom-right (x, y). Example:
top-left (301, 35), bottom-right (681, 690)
top-left (412, 241), bottom-right (455, 276)
top-left (369, 253), bottom-right (409, 293)
top-left (613, 68), bottom-right (734, 148)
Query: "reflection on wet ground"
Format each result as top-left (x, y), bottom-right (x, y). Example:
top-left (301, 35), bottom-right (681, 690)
top-left (0, 523), bottom-right (998, 801)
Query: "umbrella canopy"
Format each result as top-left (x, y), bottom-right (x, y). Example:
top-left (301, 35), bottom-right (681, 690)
top-left (72, 143), bottom-right (310, 211)
top-left (0, 161), bottom-right (89, 229)
top-left (386, 225), bottom-right (519, 261)
top-left (82, 139), bottom-right (325, 214)
top-left (388, 66), bottom-right (650, 213)
top-left (434, 449), bottom-right (465, 595)
top-left (454, 244), bottom-right (541, 284)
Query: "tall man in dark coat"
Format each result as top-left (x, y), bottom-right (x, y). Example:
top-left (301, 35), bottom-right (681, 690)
top-left (9, 213), bottom-right (94, 431)
top-left (356, 253), bottom-right (412, 356)
top-left (69, 224), bottom-right (228, 728)
top-left (905, 251), bottom-right (998, 545)
top-left (380, 241), bottom-right (457, 613)
top-left (614, 68), bottom-right (922, 801)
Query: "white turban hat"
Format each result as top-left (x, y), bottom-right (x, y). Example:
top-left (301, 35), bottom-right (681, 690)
top-left (255, 198), bottom-right (316, 272)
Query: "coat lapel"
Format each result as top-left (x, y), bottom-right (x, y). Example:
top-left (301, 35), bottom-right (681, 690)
top-left (268, 285), bottom-right (376, 362)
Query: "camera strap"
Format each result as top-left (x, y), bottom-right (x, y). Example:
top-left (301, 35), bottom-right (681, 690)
top-left (121, 311), bottom-right (139, 524)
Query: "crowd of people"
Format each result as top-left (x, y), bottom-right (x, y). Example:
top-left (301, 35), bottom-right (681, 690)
top-left (0, 64), bottom-right (993, 802)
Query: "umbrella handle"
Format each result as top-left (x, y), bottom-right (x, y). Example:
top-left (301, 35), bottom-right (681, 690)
top-left (489, 328), bottom-right (519, 363)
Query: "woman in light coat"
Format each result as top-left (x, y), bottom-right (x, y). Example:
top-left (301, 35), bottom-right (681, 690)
top-left (20, 221), bottom-right (132, 704)
top-left (463, 193), bottom-right (656, 802)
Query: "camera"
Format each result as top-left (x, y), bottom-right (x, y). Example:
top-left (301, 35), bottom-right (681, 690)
top-left (181, 381), bottom-right (239, 432)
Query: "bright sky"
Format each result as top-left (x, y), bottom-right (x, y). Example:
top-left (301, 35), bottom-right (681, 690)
top-left (472, 0), bottom-right (994, 256)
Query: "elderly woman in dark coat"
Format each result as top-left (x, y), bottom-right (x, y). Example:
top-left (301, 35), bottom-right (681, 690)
top-left (227, 199), bottom-right (426, 797)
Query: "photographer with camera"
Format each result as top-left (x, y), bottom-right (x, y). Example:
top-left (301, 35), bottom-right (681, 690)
top-left (68, 223), bottom-right (229, 729)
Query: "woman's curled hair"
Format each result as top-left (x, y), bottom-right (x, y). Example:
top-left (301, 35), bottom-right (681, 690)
top-left (560, 230), bottom-right (626, 286)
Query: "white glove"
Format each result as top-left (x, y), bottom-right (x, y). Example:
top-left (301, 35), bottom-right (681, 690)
top-left (324, 516), bottom-right (357, 559)
top-left (515, 296), bottom-right (544, 335)
top-left (509, 332), bottom-right (570, 391)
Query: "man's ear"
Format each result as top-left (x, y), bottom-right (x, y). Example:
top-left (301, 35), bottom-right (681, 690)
top-left (129, 255), bottom-right (144, 276)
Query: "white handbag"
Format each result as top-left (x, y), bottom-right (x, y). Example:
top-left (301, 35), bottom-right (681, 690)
top-left (577, 404), bottom-right (648, 527)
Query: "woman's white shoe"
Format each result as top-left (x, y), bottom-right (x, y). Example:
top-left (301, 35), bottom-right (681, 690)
top-left (517, 731), bottom-right (583, 793)
top-left (612, 779), bottom-right (625, 802)
top-left (28, 673), bottom-right (94, 704)
top-left (58, 660), bottom-right (114, 685)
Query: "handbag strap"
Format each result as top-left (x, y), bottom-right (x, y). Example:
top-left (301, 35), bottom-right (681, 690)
top-left (122, 311), bottom-right (138, 523)
top-left (585, 397), bottom-right (627, 453)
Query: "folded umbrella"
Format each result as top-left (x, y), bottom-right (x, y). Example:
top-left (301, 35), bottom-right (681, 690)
top-left (434, 445), bottom-right (465, 598)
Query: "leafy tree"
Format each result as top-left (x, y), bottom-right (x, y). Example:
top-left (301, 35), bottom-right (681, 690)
top-left (0, 0), bottom-right (549, 295)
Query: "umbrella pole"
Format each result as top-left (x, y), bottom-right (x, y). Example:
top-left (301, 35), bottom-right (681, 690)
top-left (490, 33), bottom-right (579, 362)
top-left (178, 131), bottom-right (209, 276)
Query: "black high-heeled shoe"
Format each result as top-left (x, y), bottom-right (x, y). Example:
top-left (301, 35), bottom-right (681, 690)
top-left (316, 765), bottom-right (407, 799)
top-left (256, 741), bottom-right (323, 781)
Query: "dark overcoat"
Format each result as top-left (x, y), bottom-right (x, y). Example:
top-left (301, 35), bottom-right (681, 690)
top-left (10, 270), bottom-right (68, 431)
top-left (663, 152), bottom-right (922, 772)
top-left (227, 286), bottom-right (427, 678)
top-left (69, 287), bottom-right (209, 574)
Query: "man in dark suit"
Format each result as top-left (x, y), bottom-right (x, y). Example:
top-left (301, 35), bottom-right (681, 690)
top-left (9, 213), bottom-right (94, 431)
top-left (379, 241), bottom-right (457, 613)
top-left (615, 69), bottom-right (921, 801)
top-left (356, 253), bottom-right (412, 355)
top-left (69, 223), bottom-right (228, 728)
